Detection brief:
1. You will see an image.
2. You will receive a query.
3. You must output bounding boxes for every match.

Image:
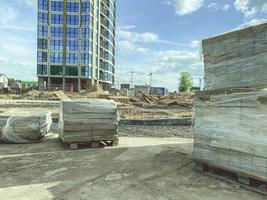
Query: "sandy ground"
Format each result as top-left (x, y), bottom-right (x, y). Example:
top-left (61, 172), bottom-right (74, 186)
top-left (0, 134), bottom-right (265, 200)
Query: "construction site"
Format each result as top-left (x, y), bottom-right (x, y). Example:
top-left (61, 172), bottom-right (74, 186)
top-left (1, 22), bottom-right (267, 200)
top-left (1, 0), bottom-right (267, 198)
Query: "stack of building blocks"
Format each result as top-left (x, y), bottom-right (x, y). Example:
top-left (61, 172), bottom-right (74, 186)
top-left (59, 99), bottom-right (119, 149)
top-left (194, 22), bottom-right (267, 184)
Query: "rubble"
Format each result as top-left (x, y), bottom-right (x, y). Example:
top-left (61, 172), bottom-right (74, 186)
top-left (17, 90), bottom-right (70, 101)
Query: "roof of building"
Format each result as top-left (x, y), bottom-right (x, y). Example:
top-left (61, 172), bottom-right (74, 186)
top-left (0, 73), bottom-right (7, 77)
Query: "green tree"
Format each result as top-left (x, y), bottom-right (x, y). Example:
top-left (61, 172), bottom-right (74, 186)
top-left (179, 72), bottom-right (193, 92)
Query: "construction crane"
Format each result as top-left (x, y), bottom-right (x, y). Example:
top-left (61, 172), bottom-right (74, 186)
top-left (129, 71), bottom-right (153, 88)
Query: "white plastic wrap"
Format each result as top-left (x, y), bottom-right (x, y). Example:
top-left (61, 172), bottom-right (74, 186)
top-left (202, 22), bottom-right (267, 90)
top-left (2, 112), bottom-right (52, 144)
top-left (60, 99), bottom-right (119, 143)
top-left (194, 89), bottom-right (267, 181)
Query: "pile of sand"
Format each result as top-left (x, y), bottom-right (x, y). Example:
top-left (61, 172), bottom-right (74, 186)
top-left (18, 90), bottom-right (70, 101)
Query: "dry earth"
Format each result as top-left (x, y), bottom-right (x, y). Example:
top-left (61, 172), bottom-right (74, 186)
top-left (0, 134), bottom-right (265, 200)
top-left (119, 125), bottom-right (193, 138)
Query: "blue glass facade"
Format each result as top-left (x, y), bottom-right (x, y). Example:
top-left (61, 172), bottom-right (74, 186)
top-left (37, 0), bottom-right (116, 92)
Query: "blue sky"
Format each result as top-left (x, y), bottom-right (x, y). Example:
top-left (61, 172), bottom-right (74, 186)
top-left (0, 0), bottom-right (267, 91)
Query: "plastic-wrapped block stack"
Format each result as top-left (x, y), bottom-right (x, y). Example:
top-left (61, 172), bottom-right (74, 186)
top-left (203, 22), bottom-right (267, 90)
top-left (2, 112), bottom-right (52, 144)
top-left (59, 99), bottom-right (119, 143)
top-left (194, 22), bottom-right (267, 182)
top-left (0, 116), bottom-right (8, 139)
top-left (194, 89), bottom-right (267, 181)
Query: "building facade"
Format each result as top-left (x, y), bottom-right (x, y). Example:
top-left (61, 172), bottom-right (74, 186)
top-left (37, 0), bottom-right (116, 92)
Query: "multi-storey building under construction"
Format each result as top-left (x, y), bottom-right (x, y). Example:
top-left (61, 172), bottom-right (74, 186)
top-left (37, 0), bottom-right (115, 92)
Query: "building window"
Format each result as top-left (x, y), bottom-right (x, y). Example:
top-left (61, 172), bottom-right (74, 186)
top-left (50, 40), bottom-right (63, 50)
top-left (100, 71), bottom-right (113, 82)
top-left (82, 2), bottom-right (90, 13)
top-left (81, 53), bottom-right (91, 64)
top-left (38, 39), bottom-right (48, 49)
top-left (50, 27), bottom-right (63, 37)
top-left (38, 12), bottom-right (48, 24)
top-left (51, 14), bottom-right (63, 24)
top-left (81, 66), bottom-right (91, 76)
top-left (81, 15), bottom-right (90, 26)
top-left (67, 2), bottom-right (79, 12)
top-left (50, 65), bottom-right (63, 75)
top-left (66, 28), bottom-right (79, 38)
top-left (81, 28), bottom-right (90, 38)
top-left (66, 40), bottom-right (79, 51)
top-left (50, 52), bottom-right (63, 63)
top-left (37, 64), bottom-right (47, 75)
top-left (66, 15), bottom-right (79, 25)
top-left (103, 51), bottom-right (109, 60)
top-left (81, 40), bottom-right (92, 51)
top-left (51, 1), bottom-right (63, 12)
top-left (66, 53), bottom-right (79, 64)
top-left (65, 66), bottom-right (78, 76)
top-left (38, 25), bottom-right (48, 37)
top-left (37, 51), bottom-right (47, 62)
top-left (38, 0), bottom-right (48, 10)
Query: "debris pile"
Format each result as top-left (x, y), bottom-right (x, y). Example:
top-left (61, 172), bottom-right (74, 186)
top-left (78, 84), bottom-right (109, 98)
top-left (18, 90), bottom-right (70, 101)
top-left (158, 92), bottom-right (194, 107)
top-left (98, 92), bottom-right (194, 108)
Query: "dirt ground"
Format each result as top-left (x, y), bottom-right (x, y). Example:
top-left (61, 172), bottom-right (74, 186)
top-left (119, 105), bottom-right (192, 119)
top-left (119, 125), bottom-right (193, 138)
top-left (0, 133), bottom-right (264, 200)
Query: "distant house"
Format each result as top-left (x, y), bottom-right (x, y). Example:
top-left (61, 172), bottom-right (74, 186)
top-left (0, 74), bottom-right (8, 90)
top-left (120, 84), bottom-right (130, 90)
top-left (150, 87), bottom-right (168, 96)
top-left (190, 87), bottom-right (201, 92)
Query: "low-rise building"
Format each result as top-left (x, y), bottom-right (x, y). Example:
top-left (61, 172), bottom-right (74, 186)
top-left (120, 84), bottom-right (130, 90)
top-left (150, 87), bottom-right (168, 96)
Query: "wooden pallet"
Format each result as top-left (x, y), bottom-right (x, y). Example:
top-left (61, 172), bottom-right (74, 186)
top-left (60, 135), bottom-right (119, 150)
top-left (195, 160), bottom-right (267, 195)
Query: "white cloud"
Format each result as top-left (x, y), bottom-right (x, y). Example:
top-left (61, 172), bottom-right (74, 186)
top-left (117, 25), bottom-right (136, 30)
top-left (167, 0), bottom-right (204, 15)
top-left (116, 25), bottom-right (203, 90)
top-left (117, 26), bottom-right (201, 49)
top-left (15, 0), bottom-right (36, 7)
top-left (234, 0), bottom-right (267, 18)
top-left (116, 48), bottom-right (203, 90)
top-left (190, 40), bottom-right (200, 48)
top-left (117, 29), bottom-right (159, 43)
top-left (239, 18), bottom-right (267, 27)
top-left (222, 4), bottom-right (231, 11)
top-left (0, 56), bottom-right (9, 64)
top-left (0, 5), bottom-right (18, 26)
top-left (154, 50), bottom-right (201, 73)
top-left (207, 3), bottom-right (230, 12)
top-left (117, 40), bottom-right (149, 53)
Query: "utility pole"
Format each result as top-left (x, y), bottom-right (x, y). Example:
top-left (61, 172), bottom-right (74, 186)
top-left (149, 73), bottom-right (152, 87)
top-left (130, 71), bottom-right (135, 89)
